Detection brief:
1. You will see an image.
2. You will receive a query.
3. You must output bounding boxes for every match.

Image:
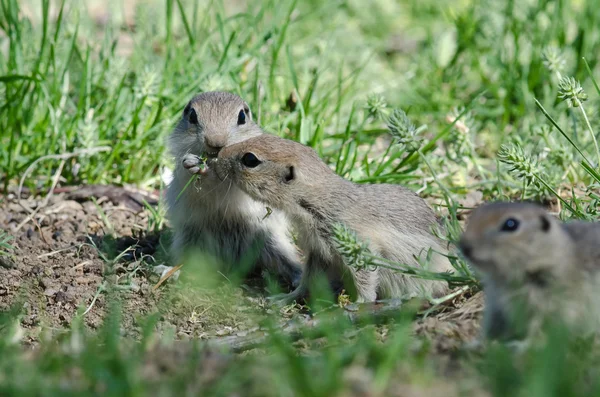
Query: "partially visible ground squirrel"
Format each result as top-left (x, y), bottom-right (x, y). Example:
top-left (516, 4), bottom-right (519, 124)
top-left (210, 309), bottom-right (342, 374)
top-left (459, 202), bottom-right (600, 340)
top-left (209, 134), bottom-right (454, 303)
top-left (165, 92), bottom-right (301, 287)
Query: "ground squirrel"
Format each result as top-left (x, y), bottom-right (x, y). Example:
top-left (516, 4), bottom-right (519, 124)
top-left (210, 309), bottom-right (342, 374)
top-left (165, 92), bottom-right (301, 287)
top-left (459, 202), bottom-right (600, 340)
top-left (209, 134), bottom-right (453, 303)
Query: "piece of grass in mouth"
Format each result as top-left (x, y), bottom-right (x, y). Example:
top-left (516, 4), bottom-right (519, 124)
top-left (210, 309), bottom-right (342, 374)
top-left (175, 175), bottom-right (198, 202)
top-left (199, 154), bottom-right (208, 170)
top-left (192, 154), bottom-right (209, 175)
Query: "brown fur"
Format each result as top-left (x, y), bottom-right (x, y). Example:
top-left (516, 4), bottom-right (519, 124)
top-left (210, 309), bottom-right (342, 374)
top-left (165, 92), bottom-right (301, 287)
top-left (460, 202), bottom-right (600, 340)
top-left (211, 134), bottom-right (453, 303)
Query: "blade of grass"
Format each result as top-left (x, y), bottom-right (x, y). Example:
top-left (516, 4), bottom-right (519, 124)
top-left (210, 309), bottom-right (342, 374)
top-left (582, 57), bottom-right (600, 97)
top-left (217, 31), bottom-right (237, 71)
top-left (268, 0), bottom-right (298, 93)
top-left (175, 0), bottom-right (196, 46)
top-left (535, 98), bottom-right (592, 165)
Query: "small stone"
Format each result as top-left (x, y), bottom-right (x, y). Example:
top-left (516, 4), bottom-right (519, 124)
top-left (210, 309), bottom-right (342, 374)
top-left (7, 204), bottom-right (22, 213)
top-left (39, 277), bottom-right (52, 288)
top-left (216, 327), bottom-right (234, 336)
top-left (75, 277), bottom-right (90, 285)
top-left (82, 202), bottom-right (96, 215)
top-left (153, 265), bottom-right (181, 283)
top-left (43, 288), bottom-right (58, 297)
top-left (55, 291), bottom-right (72, 303)
top-left (61, 200), bottom-right (84, 212)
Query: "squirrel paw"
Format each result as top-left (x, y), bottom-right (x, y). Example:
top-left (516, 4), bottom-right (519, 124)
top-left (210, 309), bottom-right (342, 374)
top-left (267, 288), bottom-right (307, 307)
top-left (182, 154), bottom-right (207, 175)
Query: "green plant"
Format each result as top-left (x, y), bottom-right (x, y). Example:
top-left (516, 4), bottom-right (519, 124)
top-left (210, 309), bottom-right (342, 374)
top-left (0, 230), bottom-right (14, 258)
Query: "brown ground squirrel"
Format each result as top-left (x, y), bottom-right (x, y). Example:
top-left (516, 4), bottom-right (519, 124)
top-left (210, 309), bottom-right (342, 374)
top-left (165, 92), bottom-right (301, 287)
top-left (209, 134), bottom-right (453, 303)
top-left (459, 202), bottom-right (600, 340)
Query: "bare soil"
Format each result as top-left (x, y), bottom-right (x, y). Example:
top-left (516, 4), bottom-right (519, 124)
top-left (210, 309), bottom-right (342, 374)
top-left (0, 184), bottom-right (483, 351)
top-left (0, 186), bottom-right (163, 341)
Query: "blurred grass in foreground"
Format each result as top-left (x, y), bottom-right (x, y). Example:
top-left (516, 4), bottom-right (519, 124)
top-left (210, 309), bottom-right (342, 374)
top-left (3, 0), bottom-right (600, 395)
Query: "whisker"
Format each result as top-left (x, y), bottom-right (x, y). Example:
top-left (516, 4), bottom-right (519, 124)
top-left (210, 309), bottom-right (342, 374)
top-left (194, 172), bottom-right (230, 201)
top-left (220, 177), bottom-right (233, 229)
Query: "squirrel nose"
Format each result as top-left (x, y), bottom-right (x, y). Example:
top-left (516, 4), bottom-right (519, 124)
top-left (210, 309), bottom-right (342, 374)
top-left (204, 137), bottom-right (226, 157)
top-left (458, 240), bottom-right (473, 259)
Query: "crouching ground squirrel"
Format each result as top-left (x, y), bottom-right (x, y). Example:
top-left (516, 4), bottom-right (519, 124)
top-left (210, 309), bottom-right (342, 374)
top-left (165, 92), bottom-right (301, 287)
top-left (460, 202), bottom-right (600, 340)
top-left (209, 134), bottom-right (454, 303)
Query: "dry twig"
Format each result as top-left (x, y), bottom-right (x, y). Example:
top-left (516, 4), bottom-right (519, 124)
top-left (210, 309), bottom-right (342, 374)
top-left (16, 147), bottom-right (111, 231)
top-left (207, 299), bottom-right (406, 353)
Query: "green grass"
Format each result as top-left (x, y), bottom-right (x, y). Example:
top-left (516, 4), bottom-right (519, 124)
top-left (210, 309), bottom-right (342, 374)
top-left (3, 0), bottom-right (600, 395)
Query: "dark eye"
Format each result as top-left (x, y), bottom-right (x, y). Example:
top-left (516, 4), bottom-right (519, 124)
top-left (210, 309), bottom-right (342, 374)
top-left (500, 218), bottom-right (520, 232)
top-left (188, 108), bottom-right (198, 125)
top-left (237, 109), bottom-right (246, 125)
top-left (241, 152), bottom-right (261, 168)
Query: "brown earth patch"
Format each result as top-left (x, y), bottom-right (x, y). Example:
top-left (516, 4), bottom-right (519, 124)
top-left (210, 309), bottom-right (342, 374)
top-left (0, 184), bottom-right (482, 352)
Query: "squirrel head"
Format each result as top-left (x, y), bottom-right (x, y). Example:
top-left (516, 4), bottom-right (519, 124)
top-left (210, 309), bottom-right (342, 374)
top-left (211, 134), bottom-right (332, 215)
top-left (169, 91), bottom-right (261, 163)
top-left (459, 202), bottom-right (569, 288)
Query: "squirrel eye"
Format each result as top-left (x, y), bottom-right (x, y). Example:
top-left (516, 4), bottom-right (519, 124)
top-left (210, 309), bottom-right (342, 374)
top-left (241, 152), bottom-right (261, 168)
top-left (188, 108), bottom-right (199, 125)
top-left (500, 218), bottom-right (520, 232)
top-left (237, 109), bottom-right (246, 125)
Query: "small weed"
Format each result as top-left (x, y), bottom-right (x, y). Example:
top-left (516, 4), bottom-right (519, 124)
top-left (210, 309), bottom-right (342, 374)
top-left (0, 230), bottom-right (15, 258)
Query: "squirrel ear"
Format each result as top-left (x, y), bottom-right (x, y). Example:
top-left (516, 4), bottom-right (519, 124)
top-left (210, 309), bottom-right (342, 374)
top-left (540, 215), bottom-right (551, 232)
top-left (284, 166), bottom-right (294, 183)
